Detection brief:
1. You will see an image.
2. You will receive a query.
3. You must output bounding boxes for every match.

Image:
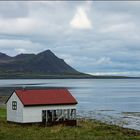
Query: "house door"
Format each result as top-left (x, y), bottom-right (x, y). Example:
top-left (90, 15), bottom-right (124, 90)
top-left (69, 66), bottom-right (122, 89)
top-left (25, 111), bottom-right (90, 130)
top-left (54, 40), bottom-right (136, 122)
top-left (42, 110), bottom-right (46, 124)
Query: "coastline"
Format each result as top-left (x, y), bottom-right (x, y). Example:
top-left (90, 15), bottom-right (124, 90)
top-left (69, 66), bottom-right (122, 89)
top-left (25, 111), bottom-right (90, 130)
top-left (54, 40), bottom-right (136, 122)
top-left (0, 107), bottom-right (140, 140)
top-left (0, 79), bottom-right (140, 131)
top-left (0, 71), bottom-right (139, 79)
top-left (1, 98), bottom-right (140, 131)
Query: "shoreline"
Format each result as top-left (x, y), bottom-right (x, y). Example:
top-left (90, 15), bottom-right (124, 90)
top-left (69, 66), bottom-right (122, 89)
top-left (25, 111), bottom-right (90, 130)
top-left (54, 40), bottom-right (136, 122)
top-left (0, 107), bottom-right (140, 140)
top-left (0, 77), bottom-right (139, 79)
top-left (1, 102), bottom-right (140, 131)
top-left (0, 91), bottom-right (140, 131)
top-left (0, 82), bottom-right (140, 132)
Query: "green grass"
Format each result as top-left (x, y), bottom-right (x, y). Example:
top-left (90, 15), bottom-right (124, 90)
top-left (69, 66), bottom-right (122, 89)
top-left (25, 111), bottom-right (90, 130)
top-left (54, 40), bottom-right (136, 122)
top-left (0, 107), bottom-right (140, 140)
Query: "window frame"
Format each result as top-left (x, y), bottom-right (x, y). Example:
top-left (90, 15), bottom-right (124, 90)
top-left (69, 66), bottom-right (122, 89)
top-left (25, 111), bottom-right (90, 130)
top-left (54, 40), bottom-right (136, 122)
top-left (12, 101), bottom-right (17, 110)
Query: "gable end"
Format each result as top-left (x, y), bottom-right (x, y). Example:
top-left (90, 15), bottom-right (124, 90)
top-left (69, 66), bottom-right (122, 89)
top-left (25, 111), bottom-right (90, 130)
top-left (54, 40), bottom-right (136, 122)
top-left (5, 90), bottom-right (24, 106)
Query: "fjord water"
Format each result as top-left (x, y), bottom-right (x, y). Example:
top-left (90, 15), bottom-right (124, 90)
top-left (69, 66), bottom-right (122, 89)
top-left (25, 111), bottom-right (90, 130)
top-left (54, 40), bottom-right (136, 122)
top-left (0, 79), bottom-right (140, 130)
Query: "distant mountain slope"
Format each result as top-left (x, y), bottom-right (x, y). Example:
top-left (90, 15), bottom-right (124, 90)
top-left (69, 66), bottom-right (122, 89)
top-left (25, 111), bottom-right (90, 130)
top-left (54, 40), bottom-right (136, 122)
top-left (0, 52), bottom-right (11, 63)
top-left (0, 50), bottom-right (92, 78)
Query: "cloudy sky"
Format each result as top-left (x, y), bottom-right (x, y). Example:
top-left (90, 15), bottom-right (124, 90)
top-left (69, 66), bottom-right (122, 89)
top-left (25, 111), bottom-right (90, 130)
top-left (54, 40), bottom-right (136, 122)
top-left (0, 1), bottom-right (140, 76)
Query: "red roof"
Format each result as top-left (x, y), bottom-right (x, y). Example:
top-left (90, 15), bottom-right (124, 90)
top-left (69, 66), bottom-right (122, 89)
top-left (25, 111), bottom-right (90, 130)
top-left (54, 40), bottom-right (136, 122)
top-left (14, 89), bottom-right (77, 106)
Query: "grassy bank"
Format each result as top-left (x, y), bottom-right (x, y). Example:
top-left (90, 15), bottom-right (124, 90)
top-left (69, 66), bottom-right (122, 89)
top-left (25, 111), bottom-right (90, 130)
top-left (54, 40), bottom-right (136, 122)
top-left (0, 107), bottom-right (140, 140)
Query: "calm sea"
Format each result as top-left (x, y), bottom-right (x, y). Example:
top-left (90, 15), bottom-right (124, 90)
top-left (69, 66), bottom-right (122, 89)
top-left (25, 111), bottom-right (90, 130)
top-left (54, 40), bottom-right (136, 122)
top-left (0, 79), bottom-right (140, 130)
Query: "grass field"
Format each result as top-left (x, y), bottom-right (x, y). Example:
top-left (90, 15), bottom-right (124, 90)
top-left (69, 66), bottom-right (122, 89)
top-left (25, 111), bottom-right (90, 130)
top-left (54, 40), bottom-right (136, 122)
top-left (0, 107), bottom-right (140, 140)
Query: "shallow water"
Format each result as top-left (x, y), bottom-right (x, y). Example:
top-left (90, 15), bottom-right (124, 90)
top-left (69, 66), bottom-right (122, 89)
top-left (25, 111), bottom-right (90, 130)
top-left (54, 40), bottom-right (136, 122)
top-left (0, 79), bottom-right (140, 130)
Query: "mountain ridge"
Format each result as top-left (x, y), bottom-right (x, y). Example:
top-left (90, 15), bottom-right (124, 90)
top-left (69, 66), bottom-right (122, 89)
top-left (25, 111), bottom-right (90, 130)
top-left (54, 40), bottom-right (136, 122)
top-left (0, 50), bottom-right (92, 78)
top-left (0, 50), bottom-right (132, 79)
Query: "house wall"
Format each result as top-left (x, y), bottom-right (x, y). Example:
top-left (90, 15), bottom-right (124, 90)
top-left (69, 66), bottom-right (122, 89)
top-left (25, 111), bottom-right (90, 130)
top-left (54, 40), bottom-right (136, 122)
top-left (23, 105), bottom-right (76, 123)
top-left (7, 92), bottom-right (23, 122)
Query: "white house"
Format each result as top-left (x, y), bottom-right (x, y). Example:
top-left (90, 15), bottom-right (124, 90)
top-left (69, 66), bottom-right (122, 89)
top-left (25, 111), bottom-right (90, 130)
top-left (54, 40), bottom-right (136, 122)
top-left (6, 89), bottom-right (78, 126)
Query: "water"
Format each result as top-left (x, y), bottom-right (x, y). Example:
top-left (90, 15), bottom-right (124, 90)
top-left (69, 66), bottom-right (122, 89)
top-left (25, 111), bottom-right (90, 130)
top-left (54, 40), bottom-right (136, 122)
top-left (0, 79), bottom-right (140, 130)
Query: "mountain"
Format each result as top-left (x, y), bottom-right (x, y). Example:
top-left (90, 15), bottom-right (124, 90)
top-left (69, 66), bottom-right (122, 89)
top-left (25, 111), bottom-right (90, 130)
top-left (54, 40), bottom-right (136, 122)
top-left (0, 52), bottom-right (11, 62)
top-left (0, 50), bottom-right (92, 79)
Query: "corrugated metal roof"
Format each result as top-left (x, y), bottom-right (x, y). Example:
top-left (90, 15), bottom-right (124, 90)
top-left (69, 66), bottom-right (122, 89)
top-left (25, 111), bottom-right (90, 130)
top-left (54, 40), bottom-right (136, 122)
top-left (15, 89), bottom-right (77, 106)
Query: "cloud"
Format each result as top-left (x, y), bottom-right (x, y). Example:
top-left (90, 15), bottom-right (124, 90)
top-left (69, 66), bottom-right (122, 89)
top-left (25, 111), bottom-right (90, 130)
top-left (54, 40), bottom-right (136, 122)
top-left (0, 18), bottom-right (40, 35)
top-left (0, 39), bottom-right (44, 56)
top-left (96, 57), bottom-right (112, 65)
top-left (0, 1), bottom-right (140, 75)
top-left (0, 2), bottom-right (28, 18)
top-left (100, 22), bottom-right (135, 33)
top-left (15, 48), bottom-right (26, 54)
top-left (88, 71), bottom-right (140, 77)
top-left (70, 6), bottom-right (92, 29)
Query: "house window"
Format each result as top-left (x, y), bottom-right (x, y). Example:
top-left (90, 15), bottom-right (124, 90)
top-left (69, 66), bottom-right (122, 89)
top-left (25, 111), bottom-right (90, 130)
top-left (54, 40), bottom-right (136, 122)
top-left (12, 101), bottom-right (17, 110)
